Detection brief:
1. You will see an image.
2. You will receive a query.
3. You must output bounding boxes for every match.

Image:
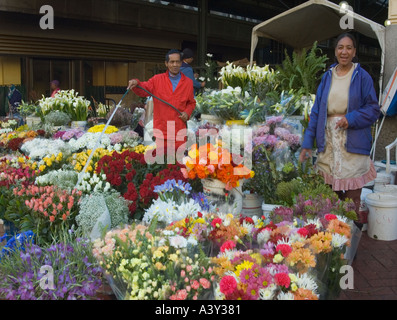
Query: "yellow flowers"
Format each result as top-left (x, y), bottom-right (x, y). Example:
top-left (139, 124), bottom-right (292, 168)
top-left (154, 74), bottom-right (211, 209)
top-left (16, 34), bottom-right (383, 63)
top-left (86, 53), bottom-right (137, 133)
top-left (133, 144), bottom-right (153, 154)
top-left (35, 152), bottom-right (64, 174)
top-left (234, 260), bottom-right (254, 277)
top-left (88, 124), bottom-right (119, 134)
top-left (71, 148), bottom-right (112, 173)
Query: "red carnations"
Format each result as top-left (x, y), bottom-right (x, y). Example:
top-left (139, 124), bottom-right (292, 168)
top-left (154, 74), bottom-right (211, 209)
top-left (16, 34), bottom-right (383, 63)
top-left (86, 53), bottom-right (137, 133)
top-left (96, 150), bottom-right (187, 219)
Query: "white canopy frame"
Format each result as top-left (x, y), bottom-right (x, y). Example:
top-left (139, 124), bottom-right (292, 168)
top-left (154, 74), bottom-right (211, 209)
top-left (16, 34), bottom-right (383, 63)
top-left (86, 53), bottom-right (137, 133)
top-left (249, 0), bottom-right (386, 160)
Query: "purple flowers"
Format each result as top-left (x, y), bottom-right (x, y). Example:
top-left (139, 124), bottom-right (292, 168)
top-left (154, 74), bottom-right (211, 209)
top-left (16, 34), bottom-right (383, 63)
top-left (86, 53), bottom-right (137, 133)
top-left (53, 129), bottom-right (85, 141)
top-left (0, 236), bottom-right (103, 300)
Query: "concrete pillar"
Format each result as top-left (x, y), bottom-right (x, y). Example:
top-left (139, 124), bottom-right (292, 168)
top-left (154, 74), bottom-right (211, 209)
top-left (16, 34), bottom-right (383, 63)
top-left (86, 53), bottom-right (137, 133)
top-left (389, 0), bottom-right (397, 25)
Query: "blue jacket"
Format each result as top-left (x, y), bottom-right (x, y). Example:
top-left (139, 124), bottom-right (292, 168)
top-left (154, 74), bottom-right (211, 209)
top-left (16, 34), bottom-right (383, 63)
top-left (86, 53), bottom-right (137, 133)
top-left (302, 63), bottom-right (380, 155)
top-left (180, 62), bottom-right (202, 94)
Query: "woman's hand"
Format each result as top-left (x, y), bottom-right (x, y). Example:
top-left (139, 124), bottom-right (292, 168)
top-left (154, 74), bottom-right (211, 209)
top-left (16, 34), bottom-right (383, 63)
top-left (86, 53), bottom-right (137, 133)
top-left (335, 116), bottom-right (349, 130)
top-left (299, 148), bottom-right (312, 163)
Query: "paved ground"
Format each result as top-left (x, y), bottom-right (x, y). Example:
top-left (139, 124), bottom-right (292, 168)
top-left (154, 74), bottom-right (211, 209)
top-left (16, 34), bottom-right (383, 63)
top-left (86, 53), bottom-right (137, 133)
top-left (339, 229), bottom-right (397, 300)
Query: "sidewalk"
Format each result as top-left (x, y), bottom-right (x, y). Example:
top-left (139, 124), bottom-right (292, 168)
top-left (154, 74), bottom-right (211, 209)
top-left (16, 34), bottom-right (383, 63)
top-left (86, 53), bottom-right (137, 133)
top-left (339, 230), bottom-right (397, 300)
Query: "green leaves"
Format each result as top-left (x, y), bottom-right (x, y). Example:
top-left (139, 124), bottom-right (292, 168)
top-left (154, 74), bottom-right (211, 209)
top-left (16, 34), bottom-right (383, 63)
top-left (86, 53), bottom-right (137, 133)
top-left (275, 41), bottom-right (328, 96)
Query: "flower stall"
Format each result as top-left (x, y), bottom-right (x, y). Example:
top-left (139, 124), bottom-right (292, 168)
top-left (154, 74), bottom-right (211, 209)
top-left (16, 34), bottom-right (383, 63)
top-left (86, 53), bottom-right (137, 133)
top-left (0, 45), bottom-right (362, 302)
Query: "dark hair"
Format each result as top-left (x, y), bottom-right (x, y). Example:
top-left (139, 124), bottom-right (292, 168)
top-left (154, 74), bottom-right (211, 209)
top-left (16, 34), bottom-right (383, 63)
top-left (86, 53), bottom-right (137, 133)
top-left (165, 49), bottom-right (182, 62)
top-left (335, 33), bottom-right (357, 48)
top-left (182, 48), bottom-right (194, 59)
top-left (334, 33), bottom-right (358, 63)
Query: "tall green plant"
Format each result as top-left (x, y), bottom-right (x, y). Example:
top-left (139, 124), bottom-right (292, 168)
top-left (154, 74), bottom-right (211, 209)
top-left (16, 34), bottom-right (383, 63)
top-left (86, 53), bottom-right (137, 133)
top-left (276, 42), bottom-right (328, 95)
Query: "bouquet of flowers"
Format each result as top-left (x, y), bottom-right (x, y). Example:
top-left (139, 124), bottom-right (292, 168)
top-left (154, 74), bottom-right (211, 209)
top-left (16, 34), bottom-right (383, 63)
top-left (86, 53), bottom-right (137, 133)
top-left (211, 244), bottom-right (319, 300)
top-left (35, 168), bottom-right (78, 191)
top-left (44, 110), bottom-right (71, 127)
top-left (20, 138), bottom-right (72, 161)
top-left (38, 90), bottom-right (91, 121)
top-left (53, 128), bottom-right (85, 141)
top-left (71, 148), bottom-right (113, 173)
top-left (208, 86), bottom-right (265, 121)
top-left (93, 222), bottom-right (215, 300)
top-left (5, 184), bottom-right (82, 244)
top-left (218, 62), bottom-right (277, 100)
top-left (243, 116), bottom-right (301, 204)
top-left (88, 124), bottom-right (119, 134)
top-left (142, 179), bottom-right (202, 225)
top-left (95, 149), bottom-right (187, 219)
top-left (0, 230), bottom-right (103, 300)
top-left (76, 191), bottom-right (129, 239)
top-left (182, 143), bottom-right (254, 191)
top-left (243, 89), bottom-right (305, 125)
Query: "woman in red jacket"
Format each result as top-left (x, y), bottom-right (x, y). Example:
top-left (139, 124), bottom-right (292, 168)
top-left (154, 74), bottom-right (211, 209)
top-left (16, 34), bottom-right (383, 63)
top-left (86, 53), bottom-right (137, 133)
top-left (128, 49), bottom-right (196, 162)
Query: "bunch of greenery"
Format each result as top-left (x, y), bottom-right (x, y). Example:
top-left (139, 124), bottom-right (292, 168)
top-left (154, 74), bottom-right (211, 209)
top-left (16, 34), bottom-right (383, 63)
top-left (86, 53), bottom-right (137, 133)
top-left (44, 110), bottom-right (71, 126)
top-left (18, 101), bottom-right (39, 117)
top-left (76, 191), bottom-right (129, 238)
top-left (275, 41), bottom-right (328, 96)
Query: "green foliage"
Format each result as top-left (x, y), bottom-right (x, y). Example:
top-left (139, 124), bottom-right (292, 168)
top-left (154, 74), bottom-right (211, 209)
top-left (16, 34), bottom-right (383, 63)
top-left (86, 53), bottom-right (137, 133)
top-left (44, 110), bottom-right (71, 126)
top-left (275, 42), bottom-right (328, 95)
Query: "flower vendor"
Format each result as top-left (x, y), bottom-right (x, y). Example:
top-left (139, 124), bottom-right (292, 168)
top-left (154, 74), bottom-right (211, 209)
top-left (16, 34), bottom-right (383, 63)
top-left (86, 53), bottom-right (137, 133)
top-left (128, 49), bottom-right (196, 159)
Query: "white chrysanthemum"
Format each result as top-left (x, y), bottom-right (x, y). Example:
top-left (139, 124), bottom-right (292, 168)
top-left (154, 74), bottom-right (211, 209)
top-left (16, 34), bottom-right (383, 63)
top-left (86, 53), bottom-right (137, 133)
top-left (169, 235), bottom-right (188, 248)
top-left (277, 291), bottom-right (295, 300)
top-left (331, 233), bottom-right (349, 248)
top-left (257, 229), bottom-right (272, 244)
top-left (276, 238), bottom-right (292, 246)
top-left (296, 273), bottom-right (319, 293)
top-left (217, 248), bottom-right (239, 260)
top-left (305, 218), bottom-right (322, 229)
top-left (336, 215), bottom-right (349, 224)
top-left (259, 284), bottom-right (277, 300)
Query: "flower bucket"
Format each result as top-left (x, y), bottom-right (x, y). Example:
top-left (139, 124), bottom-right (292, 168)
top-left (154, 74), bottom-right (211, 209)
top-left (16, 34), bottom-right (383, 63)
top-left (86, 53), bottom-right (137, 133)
top-left (374, 185), bottom-right (397, 194)
top-left (262, 202), bottom-right (279, 222)
top-left (200, 114), bottom-right (223, 125)
top-left (202, 178), bottom-right (242, 215)
top-left (358, 188), bottom-right (372, 228)
top-left (225, 120), bottom-right (246, 126)
top-left (242, 193), bottom-right (263, 217)
top-left (25, 116), bottom-right (41, 127)
top-left (71, 120), bottom-right (87, 130)
top-left (373, 171), bottom-right (394, 192)
top-left (366, 192), bottom-right (397, 241)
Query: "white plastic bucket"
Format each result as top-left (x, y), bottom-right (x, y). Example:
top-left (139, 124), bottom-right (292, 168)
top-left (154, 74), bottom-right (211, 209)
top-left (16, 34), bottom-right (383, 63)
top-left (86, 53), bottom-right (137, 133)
top-left (262, 202), bottom-right (280, 222)
top-left (242, 193), bottom-right (263, 217)
top-left (373, 171), bottom-right (392, 191)
top-left (365, 192), bottom-right (397, 241)
top-left (373, 184), bottom-right (397, 194)
top-left (202, 179), bottom-right (243, 215)
top-left (358, 188), bottom-right (372, 227)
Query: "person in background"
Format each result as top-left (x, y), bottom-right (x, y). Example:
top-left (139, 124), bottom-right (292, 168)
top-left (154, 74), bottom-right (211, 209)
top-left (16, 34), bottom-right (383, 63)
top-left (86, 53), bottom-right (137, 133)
top-left (6, 84), bottom-right (24, 126)
top-left (180, 48), bottom-right (205, 95)
top-left (50, 80), bottom-right (60, 97)
top-left (299, 33), bottom-right (380, 230)
top-left (127, 49), bottom-right (196, 158)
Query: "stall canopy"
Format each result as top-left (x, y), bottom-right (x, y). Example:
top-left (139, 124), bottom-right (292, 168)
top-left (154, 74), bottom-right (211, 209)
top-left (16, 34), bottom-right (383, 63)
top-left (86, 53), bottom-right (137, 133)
top-left (249, 0), bottom-right (386, 97)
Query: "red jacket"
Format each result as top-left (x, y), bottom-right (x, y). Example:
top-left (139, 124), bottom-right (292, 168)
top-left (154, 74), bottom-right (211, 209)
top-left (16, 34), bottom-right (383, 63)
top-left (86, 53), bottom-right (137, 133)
top-left (132, 72), bottom-right (196, 140)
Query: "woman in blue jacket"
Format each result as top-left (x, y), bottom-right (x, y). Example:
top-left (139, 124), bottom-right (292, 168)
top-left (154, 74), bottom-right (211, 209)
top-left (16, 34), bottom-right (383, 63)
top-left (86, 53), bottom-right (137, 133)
top-left (299, 33), bottom-right (380, 226)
